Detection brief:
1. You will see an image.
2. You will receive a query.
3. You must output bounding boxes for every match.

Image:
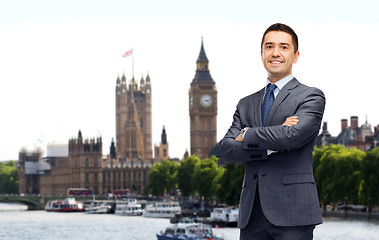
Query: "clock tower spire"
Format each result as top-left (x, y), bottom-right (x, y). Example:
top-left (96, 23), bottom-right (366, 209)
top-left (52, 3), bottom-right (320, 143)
top-left (189, 38), bottom-right (218, 159)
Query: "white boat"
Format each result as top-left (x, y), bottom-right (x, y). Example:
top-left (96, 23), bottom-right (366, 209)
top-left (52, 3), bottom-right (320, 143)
top-left (210, 207), bottom-right (238, 227)
top-left (45, 198), bottom-right (84, 212)
top-left (143, 201), bottom-right (181, 218)
top-left (114, 198), bottom-right (143, 216)
top-left (156, 219), bottom-right (223, 240)
top-left (85, 201), bottom-right (112, 214)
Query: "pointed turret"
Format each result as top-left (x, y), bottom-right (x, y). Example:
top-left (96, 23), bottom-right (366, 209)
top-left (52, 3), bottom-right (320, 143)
top-left (129, 75), bottom-right (138, 90)
top-left (197, 37), bottom-right (209, 63)
top-left (145, 71), bottom-right (151, 94)
top-left (110, 138), bottom-right (116, 160)
top-left (140, 75), bottom-right (145, 89)
top-left (116, 75), bottom-right (122, 96)
top-left (145, 72), bottom-right (151, 87)
top-left (192, 38), bottom-right (214, 84)
top-left (121, 73), bottom-right (126, 85)
top-left (146, 71), bottom-right (150, 81)
top-left (154, 125), bottom-right (169, 162)
top-left (161, 126), bottom-right (167, 145)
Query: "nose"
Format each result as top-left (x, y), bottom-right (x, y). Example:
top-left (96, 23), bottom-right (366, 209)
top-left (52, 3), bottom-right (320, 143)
top-left (272, 46), bottom-right (280, 56)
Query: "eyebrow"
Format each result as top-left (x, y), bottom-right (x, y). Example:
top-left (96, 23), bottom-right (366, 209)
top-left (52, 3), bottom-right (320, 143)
top-left (264, 42), bottom-right (290, 46)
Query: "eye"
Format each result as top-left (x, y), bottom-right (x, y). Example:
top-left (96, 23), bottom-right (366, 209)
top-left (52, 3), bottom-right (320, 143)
top-left (282, 46), bottom-right (288, 50)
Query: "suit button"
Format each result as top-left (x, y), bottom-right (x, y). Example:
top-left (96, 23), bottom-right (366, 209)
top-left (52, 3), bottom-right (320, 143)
top-left (253, 174), bottom-right (258, 179)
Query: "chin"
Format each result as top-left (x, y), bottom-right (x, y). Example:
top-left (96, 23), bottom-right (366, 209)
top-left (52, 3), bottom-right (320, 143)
top-left (268, 70), bottom-right (284, 76)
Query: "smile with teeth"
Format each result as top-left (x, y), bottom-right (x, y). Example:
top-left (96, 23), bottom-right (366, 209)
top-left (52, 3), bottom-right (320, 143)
top-left (270, 60), bottom-right (283, 64)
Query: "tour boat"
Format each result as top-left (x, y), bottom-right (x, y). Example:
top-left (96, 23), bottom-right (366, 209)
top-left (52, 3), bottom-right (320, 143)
top-left (143, 201), bottom-right (181, 218)
top-left (45, 198), bottom-right (84, 212)
top-left (210, 207), bottom-right (238, 227)
top-left (114, 198), bottom-right (143, 216)
top-left (84, 201), bottom-right (113, 214)
top-left (156, 219), bottom-right (224, 240)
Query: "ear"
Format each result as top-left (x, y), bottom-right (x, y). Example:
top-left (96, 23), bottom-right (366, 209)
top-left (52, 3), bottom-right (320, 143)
top-left (293, 51), bottom-right (300, 64)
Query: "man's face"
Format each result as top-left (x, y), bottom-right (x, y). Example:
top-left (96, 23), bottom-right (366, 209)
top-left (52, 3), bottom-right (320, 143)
top-left (261, 31), bottom-right (299, 83)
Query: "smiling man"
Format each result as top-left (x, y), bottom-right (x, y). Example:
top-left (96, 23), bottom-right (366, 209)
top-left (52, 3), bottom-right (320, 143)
top-left (220, 23), bottom-right (325, 239)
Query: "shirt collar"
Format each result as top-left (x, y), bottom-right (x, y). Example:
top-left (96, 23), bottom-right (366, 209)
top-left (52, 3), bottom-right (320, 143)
top-left (266, 74), bottom-right (293, 91)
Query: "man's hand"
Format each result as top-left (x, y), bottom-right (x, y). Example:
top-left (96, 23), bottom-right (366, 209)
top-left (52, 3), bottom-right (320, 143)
top-left (235, 134), bottom-right (243, 142)
top-left (282, 116), bottom-right (299, 126)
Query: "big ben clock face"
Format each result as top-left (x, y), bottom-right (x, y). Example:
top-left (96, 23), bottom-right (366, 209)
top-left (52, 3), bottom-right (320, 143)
top-left (200, 94), bottom-right (212, 107)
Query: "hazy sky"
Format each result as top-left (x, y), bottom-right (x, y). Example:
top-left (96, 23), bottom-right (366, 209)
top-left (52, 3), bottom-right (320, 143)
top-left (1, 0), bottom-right (378, 160)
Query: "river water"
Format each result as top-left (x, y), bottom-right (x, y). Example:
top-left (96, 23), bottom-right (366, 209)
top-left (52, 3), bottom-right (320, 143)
top-left (1, 203), bottom-right (379, 240)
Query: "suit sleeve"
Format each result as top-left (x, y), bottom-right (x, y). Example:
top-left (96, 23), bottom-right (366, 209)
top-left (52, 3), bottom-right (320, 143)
top-left (243, 87), bottom-right (325, 152)
top-left (220, 100), bottom-right (268, 164)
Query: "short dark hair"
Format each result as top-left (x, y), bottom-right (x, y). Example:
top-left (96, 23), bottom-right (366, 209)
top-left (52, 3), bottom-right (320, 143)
top-left (261, 23), bottom-right (298, 53)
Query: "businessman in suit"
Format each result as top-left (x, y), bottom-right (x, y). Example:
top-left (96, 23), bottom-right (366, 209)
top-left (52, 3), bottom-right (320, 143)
top-left (220, 23), bottom-right (325, 239)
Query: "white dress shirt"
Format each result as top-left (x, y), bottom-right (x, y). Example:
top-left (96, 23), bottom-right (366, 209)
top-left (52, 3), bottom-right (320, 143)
top-left (265, 74), bottom-right (293, 98)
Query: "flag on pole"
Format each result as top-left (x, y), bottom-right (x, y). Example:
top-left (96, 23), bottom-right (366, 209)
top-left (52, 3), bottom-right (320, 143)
top-left (122, 48), bottom-right (133, 57)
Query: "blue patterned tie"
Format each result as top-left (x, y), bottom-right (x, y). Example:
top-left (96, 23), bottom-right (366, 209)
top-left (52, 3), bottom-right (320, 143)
top-left (261, 83), bottom-right (277, 126)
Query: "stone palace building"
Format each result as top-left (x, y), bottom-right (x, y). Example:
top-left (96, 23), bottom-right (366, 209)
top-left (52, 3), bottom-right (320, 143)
top-left (18, 40), bottom-right (218, 196)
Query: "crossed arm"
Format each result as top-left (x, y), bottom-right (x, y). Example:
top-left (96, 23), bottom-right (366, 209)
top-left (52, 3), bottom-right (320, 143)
top-left (220, 88), bottom-right (325, 164)
top-left (234, 116), bottom-right (299, 142)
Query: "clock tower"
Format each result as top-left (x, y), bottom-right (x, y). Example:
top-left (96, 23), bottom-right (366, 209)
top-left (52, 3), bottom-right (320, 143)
top-left (189, 39), bottom-right (217, 159)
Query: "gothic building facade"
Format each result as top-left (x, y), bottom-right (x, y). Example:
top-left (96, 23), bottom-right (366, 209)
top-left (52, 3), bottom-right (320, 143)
top-left (19, 74), bottom-right (167, 196)
top-left (115, 74), bottom-right (152, 161)
top-left (189, 39), bottom-right (218, 159)
top-left (18, 39), bottom-right (219, 196)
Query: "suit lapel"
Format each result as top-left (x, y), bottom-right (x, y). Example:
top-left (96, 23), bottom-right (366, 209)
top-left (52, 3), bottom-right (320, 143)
top-left (266, 78), bottom-right (300, 126)
top-left (254, 87), bottom-right (265, 127)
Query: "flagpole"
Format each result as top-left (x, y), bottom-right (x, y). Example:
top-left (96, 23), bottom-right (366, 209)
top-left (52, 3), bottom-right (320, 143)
top-left (132, 47), bottom-right (134, 77)
top-left (122, 48), bottom-right (133, 78)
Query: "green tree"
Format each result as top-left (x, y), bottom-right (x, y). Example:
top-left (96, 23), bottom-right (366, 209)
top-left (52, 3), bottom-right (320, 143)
top-left (192, 156), bottom-right (222, 200)
top-left (176, 155), bottom-right (200, 197)
top-left (314, 145), bottom-right (339, 204)
top-left (314, 144), bottom-right (364, 204)
top-left (146, 160), bottom-right (179, 196)
top-left (216, 163), bottom-right (244, 206)
top-left (312, 145), bottom-right (324, 173)
top-left (0, 161), bottom-right (19, 194)
top-left (360, 147), bottom-right (379, 208)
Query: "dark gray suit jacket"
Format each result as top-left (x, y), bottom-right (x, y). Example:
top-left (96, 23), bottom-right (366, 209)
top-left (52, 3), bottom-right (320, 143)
top-left (220, 78), bottom-right (325, 229)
